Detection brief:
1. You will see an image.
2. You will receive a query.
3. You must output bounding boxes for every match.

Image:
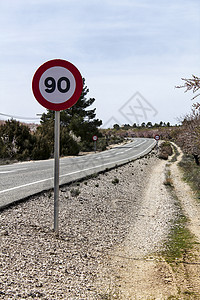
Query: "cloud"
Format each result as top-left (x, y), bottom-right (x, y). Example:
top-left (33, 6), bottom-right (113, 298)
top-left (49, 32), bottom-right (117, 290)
top-left (0, 0), bottom-right (199, 125)
top-left (1, 0), bottom-right (199, 62)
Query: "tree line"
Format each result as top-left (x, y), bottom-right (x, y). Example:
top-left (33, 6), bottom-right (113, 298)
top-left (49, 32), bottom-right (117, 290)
top-left (175, 75), bottom-right (200, 165)
top-left (113, 121), bottom-right (172, 131)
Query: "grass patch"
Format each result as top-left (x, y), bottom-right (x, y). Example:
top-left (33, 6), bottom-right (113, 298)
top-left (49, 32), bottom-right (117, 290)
top-left (162, 212), bottom-right (195, 263)
top-left (85, 172), bottom-right (99, 180)
top-left (70, 188), bottom-right (80, 197)
top-left (162, 164), bottom-right (195, 264)
top-left (98, 289), bottom-right (121, 300)
top-left (178, 154), bottom-right (200, 201)
top-left (164, 167), bottom-right (173, 187)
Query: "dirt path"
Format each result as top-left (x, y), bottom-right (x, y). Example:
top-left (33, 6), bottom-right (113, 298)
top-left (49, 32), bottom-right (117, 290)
top-left (98, 146), bottom-right (200, 299)
top-left (170, 144), bottom-right (200, 243)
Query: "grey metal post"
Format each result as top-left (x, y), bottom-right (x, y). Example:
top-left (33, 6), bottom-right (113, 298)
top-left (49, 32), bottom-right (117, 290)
top-left (54, 110), bottom-right (60, 233)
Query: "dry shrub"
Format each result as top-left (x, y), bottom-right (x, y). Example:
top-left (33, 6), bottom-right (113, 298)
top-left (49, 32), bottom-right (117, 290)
top-left (159, 141), bottom-right (173, 160)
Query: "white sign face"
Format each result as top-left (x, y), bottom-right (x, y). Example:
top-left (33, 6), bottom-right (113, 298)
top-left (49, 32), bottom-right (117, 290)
top-left (39, 67), bottom-right (76, 104)
top-left (93, 135), bottom-right (98, 141)
top-left (33, 59), bottom-right (83, 111)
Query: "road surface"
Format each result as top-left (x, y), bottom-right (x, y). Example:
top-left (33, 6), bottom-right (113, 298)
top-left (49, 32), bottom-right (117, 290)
top-left (0, 138), bottom-right (156, 209)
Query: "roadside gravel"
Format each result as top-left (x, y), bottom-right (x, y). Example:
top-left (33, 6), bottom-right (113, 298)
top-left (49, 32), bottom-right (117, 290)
top-left (0, 151), bottom-right (177, 299)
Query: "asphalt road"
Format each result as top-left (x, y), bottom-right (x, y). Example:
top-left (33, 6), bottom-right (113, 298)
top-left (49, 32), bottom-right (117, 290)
top-left (0, 138), bottom-right (156, 209)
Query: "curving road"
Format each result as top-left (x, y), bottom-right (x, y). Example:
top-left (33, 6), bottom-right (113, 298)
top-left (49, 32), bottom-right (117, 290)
top-left (0, 138), bottom-right (156, 209)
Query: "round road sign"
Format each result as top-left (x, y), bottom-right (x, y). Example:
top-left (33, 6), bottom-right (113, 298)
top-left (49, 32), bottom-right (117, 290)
top-left (93, 135), bottom-right (98, 141)
top-left (32, 59), bottom-right (83, 111)
top-left (154, 134), bottom-right (160, 141)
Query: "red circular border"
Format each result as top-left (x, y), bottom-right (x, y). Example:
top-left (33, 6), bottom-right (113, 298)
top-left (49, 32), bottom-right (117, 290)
top-left (154, 135), bottom-right (160, 140)
top-left (32, 59), bottom-right (83, 111)
top-left (93, 135), bottom-right (98, 141)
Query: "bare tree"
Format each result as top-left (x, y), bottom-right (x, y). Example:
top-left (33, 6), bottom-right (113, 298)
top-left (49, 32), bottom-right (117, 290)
top-left (176, 75), bottom-right (200, 164)
top-left (180, 110), bottom-right (200, 164)
top-left (176, 75), bottom-right (200, 106)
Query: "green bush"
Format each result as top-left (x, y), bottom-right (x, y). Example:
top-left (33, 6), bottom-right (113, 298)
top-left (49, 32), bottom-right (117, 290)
top-left (32, 135), bottom-right (51, 160)
top-left (0, 119), bottom-right (35, 160)
top-left (96, 138), bottom-right (107, 151)
top-left (60, 129), bottom-right (80, 156)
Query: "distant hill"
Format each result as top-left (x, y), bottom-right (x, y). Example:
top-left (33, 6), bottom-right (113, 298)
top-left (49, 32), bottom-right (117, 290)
top-left (0, 119), bottom-right (38, 132)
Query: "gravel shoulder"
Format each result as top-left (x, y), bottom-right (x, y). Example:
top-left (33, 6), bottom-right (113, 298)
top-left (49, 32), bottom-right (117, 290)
top-left (1, 146), bottom-right (200, 299)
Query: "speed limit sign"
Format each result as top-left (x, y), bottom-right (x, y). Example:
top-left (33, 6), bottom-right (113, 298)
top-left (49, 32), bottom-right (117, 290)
top-left (32, 59), bottom-right (83, 234)
top-left (92, 135), bottom-right (98, 141)
top-left (154, 134), bottom-right (160, 141)
top-left (32, 59), bottom-right (83, 111)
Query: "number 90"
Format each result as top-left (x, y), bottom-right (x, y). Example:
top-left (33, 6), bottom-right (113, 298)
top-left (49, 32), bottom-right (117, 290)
top-left (45, 77), bottom-right (70, 93)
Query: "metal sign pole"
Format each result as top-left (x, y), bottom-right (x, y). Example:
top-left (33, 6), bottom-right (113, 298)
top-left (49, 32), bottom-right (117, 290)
top-left (32, 59), bottom-right (83, 234)
top-left (54, 110), bottom-right (60, 233)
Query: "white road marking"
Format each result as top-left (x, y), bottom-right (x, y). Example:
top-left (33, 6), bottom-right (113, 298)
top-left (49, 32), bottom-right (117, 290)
top-left (0, 168), bottom-right (28, 174)
top-left (0, 171), bottom-right (16, 174)
top-left (133, 141), bottom-right (146, 148)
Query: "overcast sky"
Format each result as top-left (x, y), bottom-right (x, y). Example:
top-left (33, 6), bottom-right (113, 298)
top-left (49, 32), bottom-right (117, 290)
top-left (0, 0), bottom-right (200, 127)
